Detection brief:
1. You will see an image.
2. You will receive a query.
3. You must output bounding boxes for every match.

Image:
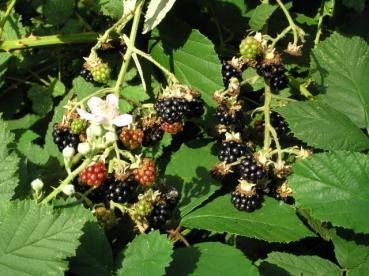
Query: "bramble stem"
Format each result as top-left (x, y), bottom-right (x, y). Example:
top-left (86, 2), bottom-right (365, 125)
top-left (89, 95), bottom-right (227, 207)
top-left (263, 82), bottom-right (272, 151)
top-left (114, 0), bottom-right (145, 97)
top-left (132, 46), bottom-right (178, 83)
top-left (270, 26), bottom-right (292, 48)
top-left (41, 158), bottom-right (91, 204)
top-left (275, 0), bottom-right (299, 46)
top-left (269, 126), bottom-right (283, 163)
top-left (0, 32), bottom-right (98, 51)
top-left (0, 0), bottom-right (17, 40)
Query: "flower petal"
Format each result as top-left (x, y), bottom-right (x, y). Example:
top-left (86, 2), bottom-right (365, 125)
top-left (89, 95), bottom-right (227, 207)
top-left (77, 108), bottom-right (107, 124)
top-left (106, 94), bottom-right (119, 109)
top-left (112, 114), bottom-right (133, 127)
top-left (87, 97), bottom-right (103, 114)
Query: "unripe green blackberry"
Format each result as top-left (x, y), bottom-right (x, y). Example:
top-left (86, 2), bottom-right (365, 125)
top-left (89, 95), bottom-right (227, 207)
top-left (90, 63), bottom-right (111, 84)
top-left (239, 37), bottom-right (260, 59)
top-left (70, 119), bottom-right (87, 134)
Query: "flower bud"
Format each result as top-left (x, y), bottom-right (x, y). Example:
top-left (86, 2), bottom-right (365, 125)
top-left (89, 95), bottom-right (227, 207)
top-left (62, 146), bottom-right (75, 159)
top-left (78, 142), bottom-right (91, 155)
top-left (62, 184), bottom-right (75, 196)
top-left (31, 178), bottom-right (44, 192)
top-left (89, 124), bottom-right (103, 137)
top-left (104, 131), bottom-right (117, 144)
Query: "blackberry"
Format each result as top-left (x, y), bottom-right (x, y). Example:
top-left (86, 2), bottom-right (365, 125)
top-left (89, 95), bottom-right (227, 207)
top-left (239, 154), bottom-right (265, 182)
top-left (105, 175), bottom-right (138, 203)
top-left (219, 140), bottom-right (247, 163)
top-left (256, 62), bottom-right (288, 91)
top-left (74, 181), bottom-right (107, 203)
top-left (148, 202), bottom-right (172, 229)
top-left (186, 96), bottom-right (204, 118)
top-left (239, 36), bottom-right (261, 60)
top-left (80, 69), bottom-right (94, 83)
top-left (52, 125), bottom-right (79, 151)
top-left (222, 60), bottom-right (242, 87)
top-left (215, 104), bottom-right (243, 126)
top-left (161, 187), bottom-right (179, 209)
top-left (70, 119), bottom-right (87, 134)
top-left (154, 98), bottom-right (189, 124)
top-left (142, 123), bottom-right (164, 147)
top-left (90, 63), bottom-right (111, 84)
top-left (231, 190), bottom-right (262, 212)
top-left (270, 111), bottom-right (289, 135)
top-left (272, 189), bottom-right (295, 204)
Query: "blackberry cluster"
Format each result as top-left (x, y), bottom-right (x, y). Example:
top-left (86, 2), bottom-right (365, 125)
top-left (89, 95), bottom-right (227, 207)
top-left (80, 69), bottom-right (95, 83)
top-left (187, 96), bottom-right (205, 118)
top-left (105, 175), bottom-right (138, 203)
top-left (52, 125), bottom-right (79, 151)
top-left (215, 104), bottom-right (243, 126)
top-left (239, 154), bottom-right (265, 182)
top-left (154, 98), bottom-right (189, 124)
top-left (256, 62), bottom-right (288, 91)
top-left (219, 140), bottom-right (247, 163)
top-left (270, 111), bottom-right (289, 135)
top-left (231, 190), bottom-right (262, 212)
top-left (221, 60), bottom-right (242, 87)
top-left (142, 123), bottom-right (164, 147)
top-left (74, 181), bottom-right (107, 203)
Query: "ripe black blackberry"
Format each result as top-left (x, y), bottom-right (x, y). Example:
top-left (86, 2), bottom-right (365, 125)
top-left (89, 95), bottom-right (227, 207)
top-left (239, 154), bottom-right (265, 182)
top-left (74, 181), bottom-right (107, 203)
top-left (154, 98), bottom-right (189, 124)
top-left (80, 68), bottom-right (95, 83)
top-left (148, 201), bottom-right (172, 229)
top-left (160, 187), bottom-right (179, 209)
top-left (270, 111), bottom-right (289, 135)
top-left (256, 62), bottom-right (288, 91)
top-left (219, 140), bottom-right (247, 163)
top-left (272, 189), bottom-right (294, 204)
top-left (222, 60), bottom-right (242, 87)
top-left (186, 96), bottom-right (204, 118)
top-left (52, 125), bottom-right (79, 151)
top-left (231, 190), bottom-right (262, 212)
top-left (104, 175), bottom-right (138, 203)
top-left (215, 103), bottom-right (243, 126)
top-left (142, 123), bottom-right (164, 147)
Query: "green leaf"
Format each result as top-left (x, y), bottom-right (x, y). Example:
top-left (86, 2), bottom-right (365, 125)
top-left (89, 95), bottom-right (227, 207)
top-left (311, 33), bottom-right (369, 129)
top-left (27, 84), bottom-right (53, 116)
top-left (0, 115), bottom-right (19, 200)
top-left (249, 4), bottom-right (277, 31)
top-left (150, 17), bottom-right (223, 107)
top-left (351, 259), bottom-right (369, 276)
top-left (69, 222), bottom-right (113, 276)
top-left (276, 101), bottom-right (369, 151)
top-left (116, 231), bottom-right (173, 276)
top-left (288, 151), bottom-right (369, 234)
top-left (242, 68), bottom-right (264, 91)
top-left (0, 10), bottom-right (26, 41)
top-left (6, 114), bottom-right (41, 131)
top-left (44, 0), bottom-right (75, 26)
top-left (95, 0), bottom-right (123, 20)
top-left (182, 195), bottom-right (313, 243)
top-left (262, 252), bottom-right (341, 276)
top-left (17, 130), bottom-right (50, 165)
top-left (332, 233), bottom-right (369, 270)
top-left (341, 0), bottom-right (365, 13)
top-left (143, 0), bottom-right (176, 34)
top-left (166, 242), bottom-right (259, 276)
top-left (0, 200), bottom-right (86, 275)
top-left (164, 141), bottom-right (220, 217)
top-left (50, 78), bottom-right (66, 97)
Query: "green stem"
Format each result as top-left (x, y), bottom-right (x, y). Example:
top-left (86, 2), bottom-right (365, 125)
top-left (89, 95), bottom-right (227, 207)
top-left (133, 46), bottom-right (178, 83)
top-left (0, 0), bottom-right (17, 40)
top-left (0, 32), bottom-right (98, 51)
top-left (275, 0), bottom-right (298, 45)
top-left (314, 9), bottom-right (324, 48)
top-left (41, 158), bottom-right (91, 204)
top-left (269, 126), bottom-right (283, 163)
top-left (263, 82), bottom-right (272, 151)
top-left (270, 25), bottom-right (292, 48)
top-left (271, 94), bottom-right (297, 102)
top-left (114, 0), bottom-right (145, 97)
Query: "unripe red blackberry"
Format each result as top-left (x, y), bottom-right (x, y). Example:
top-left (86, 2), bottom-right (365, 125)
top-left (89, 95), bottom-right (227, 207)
top-left (133, 158), bottom-right (155, 186)
top-left (79, 162), bottom-right (108, 187)
top-left (52, 124), bottom-right (79, 151)
top-left (154, 98), bottom-right (189, 124)
top-left (119, 127), bottom-right (144, 150)
top-left (161, 121), bottom-right (183, 135)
